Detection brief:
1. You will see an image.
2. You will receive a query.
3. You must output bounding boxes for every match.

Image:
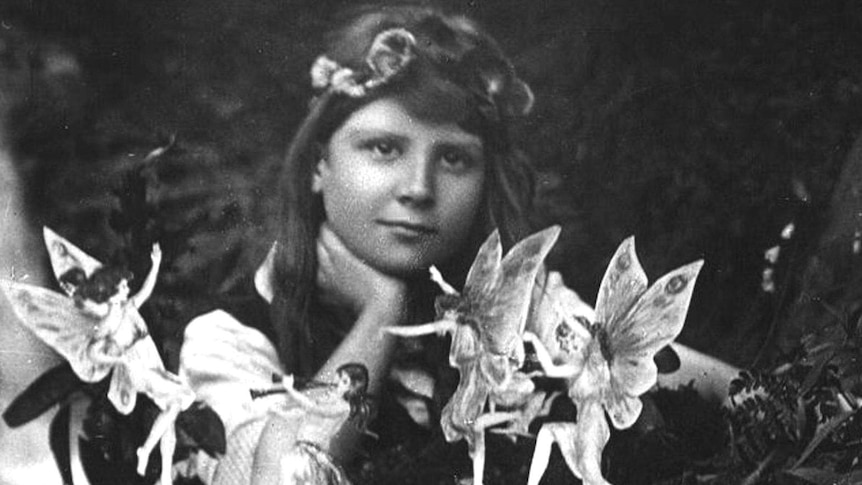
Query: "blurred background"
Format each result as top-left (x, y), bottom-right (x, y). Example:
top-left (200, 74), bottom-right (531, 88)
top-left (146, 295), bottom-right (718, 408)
top-left (2, 0), bottom-right (862, 481)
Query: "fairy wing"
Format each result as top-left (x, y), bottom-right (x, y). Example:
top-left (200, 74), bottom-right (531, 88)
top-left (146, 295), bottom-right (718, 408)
top-left (603, 258), bottom-right (704, 428)
top-left (594, 236), bottom-right (648, 328)
top-left (107, 336), bottom-right (165, 414)
top-left (475, 226), bottom-right (561, 354)
top-left (0, 280), bottom-right (112, 382)
top-left (461, 229), bottom-right (503, 308)
top-left (108, 362), bottom-right (138, 414)
top-left (43, 227), bottom-right (103, 296)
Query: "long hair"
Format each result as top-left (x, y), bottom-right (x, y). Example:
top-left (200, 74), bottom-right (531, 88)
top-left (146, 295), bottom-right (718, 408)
top-left (270, 5), bottom-right (536, 375)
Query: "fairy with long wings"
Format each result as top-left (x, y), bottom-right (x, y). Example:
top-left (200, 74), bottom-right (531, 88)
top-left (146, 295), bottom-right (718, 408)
top-left (385, 225), bottom-right (560, 484)
top-left (0, 227), bottom-right (194, 485)
top-left (523, 237), bottom-right (703, 485)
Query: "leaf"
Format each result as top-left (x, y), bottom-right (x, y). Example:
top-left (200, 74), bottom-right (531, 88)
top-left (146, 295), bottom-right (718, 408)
top-left (79, 434), bottom-right (149, 485)
top-left (799, 349), bottom-right (835, 395)
top-left (175, 402), bottom-right (227, 456)
top-left (783, 467), bottom-right (862, 485)
top-left (79, 396), bottom-right (152, 485)
top-left (792, 409), bottom-right (858, 469)
top-left (48, 403), bottom-right (74, 485)
top-left (3, 363), bottom-right (83, 427)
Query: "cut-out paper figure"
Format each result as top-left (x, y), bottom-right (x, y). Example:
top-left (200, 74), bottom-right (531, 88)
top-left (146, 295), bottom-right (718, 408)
top-left (523, 236), bottom-right (703, 485)
top-left (0, 227), bottom-right (194, 485)
top-left (386, 225), bottom-right (560, 484)
top-left (245, 363), bottom-right (370, 485)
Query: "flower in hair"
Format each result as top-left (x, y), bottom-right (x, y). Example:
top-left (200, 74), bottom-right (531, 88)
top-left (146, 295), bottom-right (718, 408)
top-left (466, 51), bottom-right (536, 119)
top-left (364, 28), bottom-right (416, 89)
top-left (310, 28), bottom-right (417, 98)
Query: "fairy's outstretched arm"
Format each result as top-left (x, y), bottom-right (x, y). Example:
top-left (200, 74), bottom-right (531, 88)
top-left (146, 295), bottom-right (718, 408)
top-left (280, 375), bottom-right (345, 418)
top-left (522, 332), bottom-right (580, 379)
top-left (383, 319), bottom-right (456, 338)
top-left (130, 244), bottom-right (161, 309)
top-left (429, 266), bottom-right (458, 295)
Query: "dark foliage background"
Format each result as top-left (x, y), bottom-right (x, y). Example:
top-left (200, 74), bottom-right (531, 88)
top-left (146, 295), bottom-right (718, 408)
top-left (3, 0), bottom-right (862, 482)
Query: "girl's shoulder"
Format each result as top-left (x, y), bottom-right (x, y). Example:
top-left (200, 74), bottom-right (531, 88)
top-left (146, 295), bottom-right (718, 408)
top-left (197, 272), bottom-right (278, 345)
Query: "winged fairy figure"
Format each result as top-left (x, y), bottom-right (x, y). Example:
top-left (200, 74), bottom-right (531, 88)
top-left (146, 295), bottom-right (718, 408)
top-left (523, 236), bottom-right (703, 485)
top-left (0, 227), bottom-right (194, 485)
top-left (385, 225), bottom-right (560, 484)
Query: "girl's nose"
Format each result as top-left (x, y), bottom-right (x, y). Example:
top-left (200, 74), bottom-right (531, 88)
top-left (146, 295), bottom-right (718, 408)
top-left (396, 154), bottom-right (435, 207)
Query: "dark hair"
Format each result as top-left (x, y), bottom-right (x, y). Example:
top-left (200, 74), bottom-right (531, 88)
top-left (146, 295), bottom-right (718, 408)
top-left (61, 266), bottom-right (133, 304)
top-left (336, 362), bottom-right (371, 430)
top-left (270, 5), bottom-right (536, 375)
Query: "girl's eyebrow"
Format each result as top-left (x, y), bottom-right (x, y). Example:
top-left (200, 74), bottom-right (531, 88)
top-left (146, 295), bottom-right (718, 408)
top-left (343, 126), bottom-right (484, 155)
top-left (343, 127), bottom-right (410, 141)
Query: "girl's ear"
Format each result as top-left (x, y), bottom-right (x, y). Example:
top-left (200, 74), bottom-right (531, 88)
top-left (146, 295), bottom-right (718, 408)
top-left (311, 158), bottom-right (326, 194)
top-left (312, 143), bottom-right (329, 194)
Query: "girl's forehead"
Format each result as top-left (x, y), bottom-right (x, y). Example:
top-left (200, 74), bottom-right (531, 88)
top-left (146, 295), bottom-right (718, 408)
top-left (337, 97), bottom-right (483, 147)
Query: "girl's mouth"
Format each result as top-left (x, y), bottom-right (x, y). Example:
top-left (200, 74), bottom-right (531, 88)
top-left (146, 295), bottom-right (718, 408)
top-left (378, 220), bottom-right (437, 236)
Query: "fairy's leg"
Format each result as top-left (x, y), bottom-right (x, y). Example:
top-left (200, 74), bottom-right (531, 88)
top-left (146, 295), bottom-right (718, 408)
top-left (136, 404), bottom-right (181, 476)
top-left (527, 423), bottom-right (563, 485)
top-left (469, 430), bottom-right (486, 485)
top-left (475, 410), bottom-right (523, 439)
top-left (158, 425), bottom-right (177, 485)
top-left (532, 402), bottom-right (611, 485)
top-left (473, 411), bottom-right (519, 431)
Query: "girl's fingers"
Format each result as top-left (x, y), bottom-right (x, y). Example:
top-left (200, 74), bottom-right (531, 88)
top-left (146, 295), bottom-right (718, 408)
top-left (315, 223), bottom-right (407, 313)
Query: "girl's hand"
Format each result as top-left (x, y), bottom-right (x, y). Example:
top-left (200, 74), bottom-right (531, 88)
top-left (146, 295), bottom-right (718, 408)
top-left (316, 223), bottom-right (407, 315)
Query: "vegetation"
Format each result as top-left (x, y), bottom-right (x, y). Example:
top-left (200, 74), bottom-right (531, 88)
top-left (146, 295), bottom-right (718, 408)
top-left (3, 0), bottom-right (862, 482)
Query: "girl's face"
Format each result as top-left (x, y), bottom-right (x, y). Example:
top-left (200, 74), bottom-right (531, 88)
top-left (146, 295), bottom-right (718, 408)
top-left (314, 97), bottom-right (486, 275)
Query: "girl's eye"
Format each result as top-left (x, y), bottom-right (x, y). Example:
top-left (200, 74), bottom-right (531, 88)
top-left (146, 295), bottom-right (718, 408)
top-left (440, 150), bottom-right (474, 172)
top-left (364, 139), bottom-right (401, 161)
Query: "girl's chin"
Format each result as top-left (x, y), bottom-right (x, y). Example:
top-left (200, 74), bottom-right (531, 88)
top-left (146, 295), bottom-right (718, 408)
top-left (372, 257), bottom-right (433, 278)
top-left (364, 249), bottom-right (440, 278)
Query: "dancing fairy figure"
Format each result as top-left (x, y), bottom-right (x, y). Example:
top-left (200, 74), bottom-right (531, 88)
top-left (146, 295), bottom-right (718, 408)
top-left (0, 227), bottom-right (194, 485)
top-left (522, 237), bottom-right (703, 485)
top-left (249, 363), bottom-right (370, 485)
top-left (385, 225), bottom-right (560, 484)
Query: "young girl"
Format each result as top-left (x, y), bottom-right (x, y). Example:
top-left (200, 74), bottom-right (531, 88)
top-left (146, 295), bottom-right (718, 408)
top-left (179, 4), bottom-right (737, 484)
top-left (181, 4), bottom-right (536, 480)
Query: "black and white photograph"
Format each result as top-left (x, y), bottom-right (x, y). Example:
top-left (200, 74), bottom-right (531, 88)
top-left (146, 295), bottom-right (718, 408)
top-left (1, 1), bottom-right (862, 484)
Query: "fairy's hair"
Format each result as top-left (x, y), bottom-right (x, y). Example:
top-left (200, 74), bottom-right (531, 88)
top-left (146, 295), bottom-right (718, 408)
top-left (336, 362), bottom-right (371, 430)
top-left (270, 5), bottom-right (536, 375)
top-left (61, 266), bottom-right (134, 304)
